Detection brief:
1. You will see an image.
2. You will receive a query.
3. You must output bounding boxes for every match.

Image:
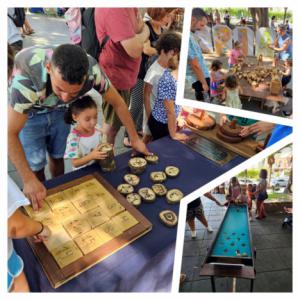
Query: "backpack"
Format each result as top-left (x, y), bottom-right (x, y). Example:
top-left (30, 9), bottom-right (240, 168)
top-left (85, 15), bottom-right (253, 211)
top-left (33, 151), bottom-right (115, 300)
top-left (80, 8), bottom-right (109, 61)
top-left (8, 8), bottom-right (26, 28)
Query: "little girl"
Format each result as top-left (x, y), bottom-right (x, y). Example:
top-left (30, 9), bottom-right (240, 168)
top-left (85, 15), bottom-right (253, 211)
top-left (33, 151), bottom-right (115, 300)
top-left (247, 184), bottom-right (256, 221)
top-left (223, 177), bottom-right (241, 206)
top-left (64, 96), bottom-right (107, 169)
top-left (228, 41), bottom-right (244, 68)
top-left (224, 75), bottom-right (242, 109)
top-left (281, 59), bottom-right (292, 88)
top-left (148, 54), bottom-right (188, 141)
top-left (256, 169), bottom-right (268, 219)
top-left (210, 60), bottom-right (225, 102)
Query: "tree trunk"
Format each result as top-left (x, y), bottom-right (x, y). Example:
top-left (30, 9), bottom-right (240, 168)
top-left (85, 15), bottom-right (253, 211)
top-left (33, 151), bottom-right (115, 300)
top-left (285, 166), bottom-right (293, 193)
top-left (283, 7), bottom-right (288, 23)
top-left (249, 8), bottom-right (269, 31)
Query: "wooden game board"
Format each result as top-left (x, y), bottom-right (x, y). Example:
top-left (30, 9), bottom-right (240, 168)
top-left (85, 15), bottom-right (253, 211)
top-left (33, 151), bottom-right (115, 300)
top-left (23, 173), bottom-right (152, 288)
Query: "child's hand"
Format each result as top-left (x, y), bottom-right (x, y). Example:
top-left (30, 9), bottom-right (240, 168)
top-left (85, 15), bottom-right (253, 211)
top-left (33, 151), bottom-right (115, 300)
top-left (172, 132), bottom-right (189, 141)
top-left (89, 145), bottom-right (108, 160)
top-left (220, 115), bottom-right (228, 126)
top-left (177, 117), bottom-right (186, 129)
top-left (33, 224), bottom-right (51, 243)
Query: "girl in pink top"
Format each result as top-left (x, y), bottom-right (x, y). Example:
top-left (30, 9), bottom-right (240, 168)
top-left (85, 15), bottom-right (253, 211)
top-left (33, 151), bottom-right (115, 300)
top-left (228, 41), bottom-right (244, 68)
top-left (210, 60), bottom-right (225, 100)
top-left (223, 177), bottom-right (241, 206)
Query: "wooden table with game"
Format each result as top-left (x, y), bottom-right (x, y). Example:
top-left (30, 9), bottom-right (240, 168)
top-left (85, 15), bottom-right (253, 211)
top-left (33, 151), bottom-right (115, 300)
top-left (13, 134), bottom-right (248, 292)
top-left (229, 56), bottom-right (285, 109)
top-left (204, 54), bottom-right (286, 109)
top-left (199, 204), bottom-right (256, 292)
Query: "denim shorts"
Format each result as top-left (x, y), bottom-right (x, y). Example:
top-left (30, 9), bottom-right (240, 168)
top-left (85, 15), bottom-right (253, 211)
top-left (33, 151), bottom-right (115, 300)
top-left (19, 110), bottom-right (70, 171)
top-left (8, 249), bottom-right (24, 291)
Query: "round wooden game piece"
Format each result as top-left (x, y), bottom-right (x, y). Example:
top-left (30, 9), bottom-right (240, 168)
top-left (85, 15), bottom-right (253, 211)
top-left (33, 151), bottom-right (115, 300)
top-left (166, 189), bottom-right (184, 204)
top-left (138, 187), bottom-right (156, 203)
top-left (150, 171), bottom-right (167, 183)
top-left (128, 157), bottom-right (147, 174)
top-left (117, 183), bottom-right (134, 195)
top-left (126, 193), bottom-right (142, 207)
top-left (216, 130), bottom-right (242, 143)
top-left (165, 166), bottom-right (180, 178)
top-left (219, 120), bottom-right (242, 137)
top-left (152, 184), bottom-right (168, 196)
top-left (144, 154), bottom-right (159, 164)
top-left (123, 174), bottom-right (140, 186)
top-left (159, 210), bottom-right (178, 227)
top-left (242, 252), bottom-right (248, 257)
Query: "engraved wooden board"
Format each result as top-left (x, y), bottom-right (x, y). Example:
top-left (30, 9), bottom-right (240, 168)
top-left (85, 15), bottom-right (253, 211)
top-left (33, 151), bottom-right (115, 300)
top-left (24, 173), bottom-right (152, 288)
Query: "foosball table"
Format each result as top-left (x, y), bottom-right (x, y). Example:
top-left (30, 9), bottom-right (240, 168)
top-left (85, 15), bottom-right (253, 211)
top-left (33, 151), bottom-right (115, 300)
top-left (199, 204), bottom-right (256, 292)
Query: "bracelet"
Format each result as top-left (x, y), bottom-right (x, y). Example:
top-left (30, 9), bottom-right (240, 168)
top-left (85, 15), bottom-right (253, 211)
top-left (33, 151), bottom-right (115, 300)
top-left (35, 222), bottom-right (44, 235)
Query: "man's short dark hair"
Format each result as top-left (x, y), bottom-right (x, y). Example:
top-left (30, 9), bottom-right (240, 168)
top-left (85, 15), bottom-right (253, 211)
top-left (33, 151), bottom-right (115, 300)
top-left (51, 44), bottom-right (89, 85)
top-left (156, 32), bottom-right (181, 54)
top-left (192, 8), bottom-right (208, 20)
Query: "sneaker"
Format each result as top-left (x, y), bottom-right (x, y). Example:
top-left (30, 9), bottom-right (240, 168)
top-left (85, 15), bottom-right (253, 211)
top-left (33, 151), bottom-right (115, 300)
top-left (207, 226), bottom-right (214, 233)
top-left (191, 230), bottom-right (197, 239)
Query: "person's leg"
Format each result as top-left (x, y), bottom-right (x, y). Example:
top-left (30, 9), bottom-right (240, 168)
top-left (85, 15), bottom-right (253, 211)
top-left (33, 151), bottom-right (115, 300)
top-left (186, 208), bottom-right (197, 239)
top-left (102, 89), bottom-right (131, 146)
top-left (256, 200), bottom-right (262, 219)
top-left (187, 218), bottom-right (197, 239)
top-left (192, 80), bottom-right (204, 101)
top-left (23, 17), bottom-right (34, 34)
top-left (148, 114), bottom-right (169, 140)
top-left (47, 110), bottom-right (69, 178)
top-left (191, 78), bottom-right (210, 101)
top-left (124, 79), bottom-right (144, 146)
top-left (10, 272), bottom-right (30, 292)
top-left (48, 157), bottom-right (65, 177)
top-left (195, 205), bottom-right (213, 232)
top-left (261, 201), bottom-right (266, 218)
top-left (19, 113), bottom-right (48, 180)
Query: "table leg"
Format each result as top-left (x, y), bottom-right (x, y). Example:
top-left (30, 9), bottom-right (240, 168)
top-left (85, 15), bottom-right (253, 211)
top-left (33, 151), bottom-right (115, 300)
top-left (211, 276), bottom-right (216, 292)
top-left (250, 279), bottom-right (254, 292)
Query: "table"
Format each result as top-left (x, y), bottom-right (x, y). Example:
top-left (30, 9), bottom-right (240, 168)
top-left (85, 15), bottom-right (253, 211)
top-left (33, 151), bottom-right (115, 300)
top-left (203, 53), bottom-right (286, 107)
top-left (185, 125), bottom-right (259, 158)
top-left (13, 136), bottom-right (245, 292)
top-left (199, 204), bottom-right (255, 292)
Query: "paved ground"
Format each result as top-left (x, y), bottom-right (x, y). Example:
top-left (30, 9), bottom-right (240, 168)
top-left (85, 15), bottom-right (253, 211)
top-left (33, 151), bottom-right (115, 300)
top-left (8, 12), bottom-right (130, 189)
top-left (179, 194), bottom-right (292, 292)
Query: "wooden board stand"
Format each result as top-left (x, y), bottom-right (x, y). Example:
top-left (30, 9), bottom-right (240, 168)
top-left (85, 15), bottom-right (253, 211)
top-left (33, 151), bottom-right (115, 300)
top-left (24, 173), bottom-right (152, 288)
top-left (186, 125), bottom-right (259, 158)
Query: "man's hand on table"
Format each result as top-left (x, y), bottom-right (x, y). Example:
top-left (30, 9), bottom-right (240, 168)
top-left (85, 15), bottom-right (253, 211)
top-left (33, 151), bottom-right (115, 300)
top-left (131, 138), bottom-right (153, 156)
top-left (240, 121), bottom-right (275, 137)
top-left (23, 176), bottom-right (47, 211)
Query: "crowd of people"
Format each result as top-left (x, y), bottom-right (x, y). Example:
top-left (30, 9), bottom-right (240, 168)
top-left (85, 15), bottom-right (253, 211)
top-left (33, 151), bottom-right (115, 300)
top-left (186, 8), bottom-right (293, 114)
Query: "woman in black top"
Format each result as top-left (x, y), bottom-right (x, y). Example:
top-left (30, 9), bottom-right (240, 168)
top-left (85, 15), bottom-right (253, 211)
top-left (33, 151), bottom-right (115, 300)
top-left (123, 8), bottom-right (176, 147)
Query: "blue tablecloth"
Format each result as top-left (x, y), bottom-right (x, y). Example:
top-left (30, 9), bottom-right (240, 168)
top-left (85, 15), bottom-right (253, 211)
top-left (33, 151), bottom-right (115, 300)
top-left (13, 136), bottom-right (245, 292)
